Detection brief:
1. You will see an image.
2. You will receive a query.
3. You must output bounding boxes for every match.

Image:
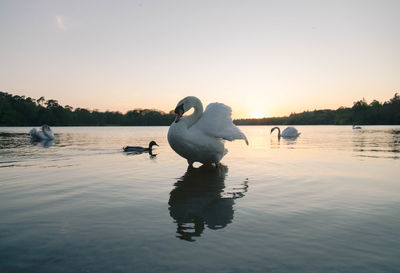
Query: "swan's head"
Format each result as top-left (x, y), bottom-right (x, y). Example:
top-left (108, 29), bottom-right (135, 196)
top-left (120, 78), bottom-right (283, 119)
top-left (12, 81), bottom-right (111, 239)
top-left (174, 103), bottom-right (184, 123)
top-left (42, 124), bottom-right (50, 131)
top-left (174, 96), bottom-right (201, 123)
top-left (42, 124), bottom-right (52, 135)
top-left (41, 124), bottom-right (54, 139)
top-left (270, 127), bottom-right (281, 137)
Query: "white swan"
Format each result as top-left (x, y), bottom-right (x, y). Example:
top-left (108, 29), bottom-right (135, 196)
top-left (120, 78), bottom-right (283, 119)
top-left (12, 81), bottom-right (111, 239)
top-left (352, 125), bottom-right (362, 130)
top-left (168, 96), bottom-right (248, 166)
top-left (270, 126), bottom-right (300, 139)
top-left (29, 124), bottom-right (54, 141)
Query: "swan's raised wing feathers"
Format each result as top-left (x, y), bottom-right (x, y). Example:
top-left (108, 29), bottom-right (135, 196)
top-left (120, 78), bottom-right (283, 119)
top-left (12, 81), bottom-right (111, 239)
top-left (282, 127), bottom-right (299, 137)
top-left (195, 103), bottom-right (248, 145)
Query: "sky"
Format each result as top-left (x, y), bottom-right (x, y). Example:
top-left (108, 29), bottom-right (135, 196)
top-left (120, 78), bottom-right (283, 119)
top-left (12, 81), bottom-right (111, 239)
top-left (0, 0), bottom-right (399, 119)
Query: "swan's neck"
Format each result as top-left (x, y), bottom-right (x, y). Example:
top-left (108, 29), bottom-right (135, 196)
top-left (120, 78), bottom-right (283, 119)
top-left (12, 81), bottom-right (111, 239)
top-left (185, 99), bottom-right (203, 128)
top-left (272, 126), bottom-right (281, 137)
top-left (43, 128), bottom-right (50, 138)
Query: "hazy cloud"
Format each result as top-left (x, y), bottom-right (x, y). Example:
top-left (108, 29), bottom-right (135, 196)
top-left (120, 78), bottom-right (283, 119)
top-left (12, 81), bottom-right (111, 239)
top-left (55, 15), bottom-right (67, 31)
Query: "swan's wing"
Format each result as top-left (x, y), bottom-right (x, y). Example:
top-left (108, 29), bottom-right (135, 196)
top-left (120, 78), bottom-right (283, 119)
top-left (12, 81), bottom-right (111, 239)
top-left (282, 127), bottom-right (300, 137)
top-left (195, 103), bottom-right (248, 145)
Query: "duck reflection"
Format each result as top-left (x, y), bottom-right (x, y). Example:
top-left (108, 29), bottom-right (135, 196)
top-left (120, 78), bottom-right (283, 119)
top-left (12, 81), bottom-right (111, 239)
top-left (168, 164), bottom-right (248, 242)
top-left (123, 149), bottom-right (157, 158)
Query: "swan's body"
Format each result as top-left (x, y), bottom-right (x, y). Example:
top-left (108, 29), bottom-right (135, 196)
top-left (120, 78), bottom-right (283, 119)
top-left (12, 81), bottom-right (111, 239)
top-left (123, 141), bottom-right (158, 153)
top-left (352, 125), bottom-right (362, 130)
top-left (168, 96), bottom-right (248, 166)
top-left (271, 126), bottom-right (300, 139)
top-left (29, 125), bottom-right (54, 141)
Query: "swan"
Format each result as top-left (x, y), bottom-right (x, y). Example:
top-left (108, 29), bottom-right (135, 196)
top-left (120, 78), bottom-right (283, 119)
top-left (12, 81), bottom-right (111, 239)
top-left (352, 125), bottom-right (362, 130)
top-left (29, 125), bottom-right (54, 141)
top-left (167, 96), bottom-right (248, 166)
top-left (123, 141), bottom-right (158, 153)
top-left (270, 126), bottom-right (300, 139)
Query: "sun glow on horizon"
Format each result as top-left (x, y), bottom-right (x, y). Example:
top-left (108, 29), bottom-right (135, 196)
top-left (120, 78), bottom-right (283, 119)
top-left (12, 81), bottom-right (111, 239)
top-left (248, 111), bottom-right (269, 119)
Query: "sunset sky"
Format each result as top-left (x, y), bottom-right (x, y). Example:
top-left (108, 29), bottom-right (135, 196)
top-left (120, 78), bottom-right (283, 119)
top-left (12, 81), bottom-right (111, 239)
top-left (1, 0), bottom-right (399, 118)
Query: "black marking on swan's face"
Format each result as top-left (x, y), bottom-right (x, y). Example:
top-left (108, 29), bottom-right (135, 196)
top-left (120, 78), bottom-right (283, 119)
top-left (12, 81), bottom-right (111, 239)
top-left (174, 103), bottom-right (184, 123)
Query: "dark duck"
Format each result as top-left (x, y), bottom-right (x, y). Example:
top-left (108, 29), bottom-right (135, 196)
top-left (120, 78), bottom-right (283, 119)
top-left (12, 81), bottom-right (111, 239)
top-left (123, 141), bottom-right (159, 154)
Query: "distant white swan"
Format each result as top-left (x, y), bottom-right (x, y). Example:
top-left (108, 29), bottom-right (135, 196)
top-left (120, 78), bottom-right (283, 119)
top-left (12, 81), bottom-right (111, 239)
top-left (168, 96), bottom-right (248, 166)
top-left (352, 125), bottom-right (362, 130)
top-left (29, 125), bottom-right (54, 140)
top-left (270, 126), bottom-right (300, 139)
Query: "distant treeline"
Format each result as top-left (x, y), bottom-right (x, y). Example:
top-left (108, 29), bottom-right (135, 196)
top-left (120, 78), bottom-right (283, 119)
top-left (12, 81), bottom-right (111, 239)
top-left (0, 92), bottom-right (175, 126)
top-left (1, 91), bottom-right (399, 126)
top-left (235, 93), bottom-right (400, 125)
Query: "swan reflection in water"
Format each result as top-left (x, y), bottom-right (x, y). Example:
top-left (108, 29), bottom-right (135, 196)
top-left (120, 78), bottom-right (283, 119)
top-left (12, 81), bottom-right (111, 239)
top-left (168, 164), bottom-right (248, 241)
top-left (270, 137), bottom-right (298, 149)
top-left (30, 138), bottom-right (54, 148)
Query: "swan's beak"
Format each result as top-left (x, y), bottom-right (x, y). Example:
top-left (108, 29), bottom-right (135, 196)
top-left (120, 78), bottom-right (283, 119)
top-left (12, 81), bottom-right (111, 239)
top-left (174, 104), bottom-right (184, 123)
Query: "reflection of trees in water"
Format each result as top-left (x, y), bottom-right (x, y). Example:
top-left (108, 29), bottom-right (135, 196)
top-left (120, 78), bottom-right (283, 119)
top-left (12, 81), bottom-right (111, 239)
top-left (168, 165), bottom-right (248, 242)
top-left (390, 130), bottom-right (400, 154)
top-left (352, 129), bottom-right (400, 159)
top-left (0, 132), bottom-right (30, 149)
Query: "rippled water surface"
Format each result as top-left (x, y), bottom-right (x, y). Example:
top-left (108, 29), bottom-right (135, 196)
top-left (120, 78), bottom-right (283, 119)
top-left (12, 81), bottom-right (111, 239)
top-left (1, 126), bottom-right (399, 272)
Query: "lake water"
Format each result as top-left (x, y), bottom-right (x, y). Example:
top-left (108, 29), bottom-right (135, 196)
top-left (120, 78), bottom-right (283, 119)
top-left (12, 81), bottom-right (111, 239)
top-left (1, 125), bottom-right (399, 273)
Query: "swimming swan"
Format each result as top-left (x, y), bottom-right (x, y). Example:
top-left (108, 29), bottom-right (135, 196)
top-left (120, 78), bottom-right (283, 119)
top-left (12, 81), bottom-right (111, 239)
top-left (123, 141), bottom-right (158, 153)
top-left (168, 96), bottom-right (248, 166)
top-left (29, 125), bottom-right (54, 141)
top-left (270, 126), bottom-right (300, 139)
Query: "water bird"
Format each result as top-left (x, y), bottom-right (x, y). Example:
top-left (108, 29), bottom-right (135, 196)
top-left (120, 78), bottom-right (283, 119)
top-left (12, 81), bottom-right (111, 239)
top-left (352, 125), bottom-right (362, 129)
top-left (123, 141), bottom-right (158, 153)
top-left (29, 125), bottom-right (54, 141)
top-left (270, 126), bottom-right (300, 139)
top-left (168, 96), bottom-right (248, 166)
